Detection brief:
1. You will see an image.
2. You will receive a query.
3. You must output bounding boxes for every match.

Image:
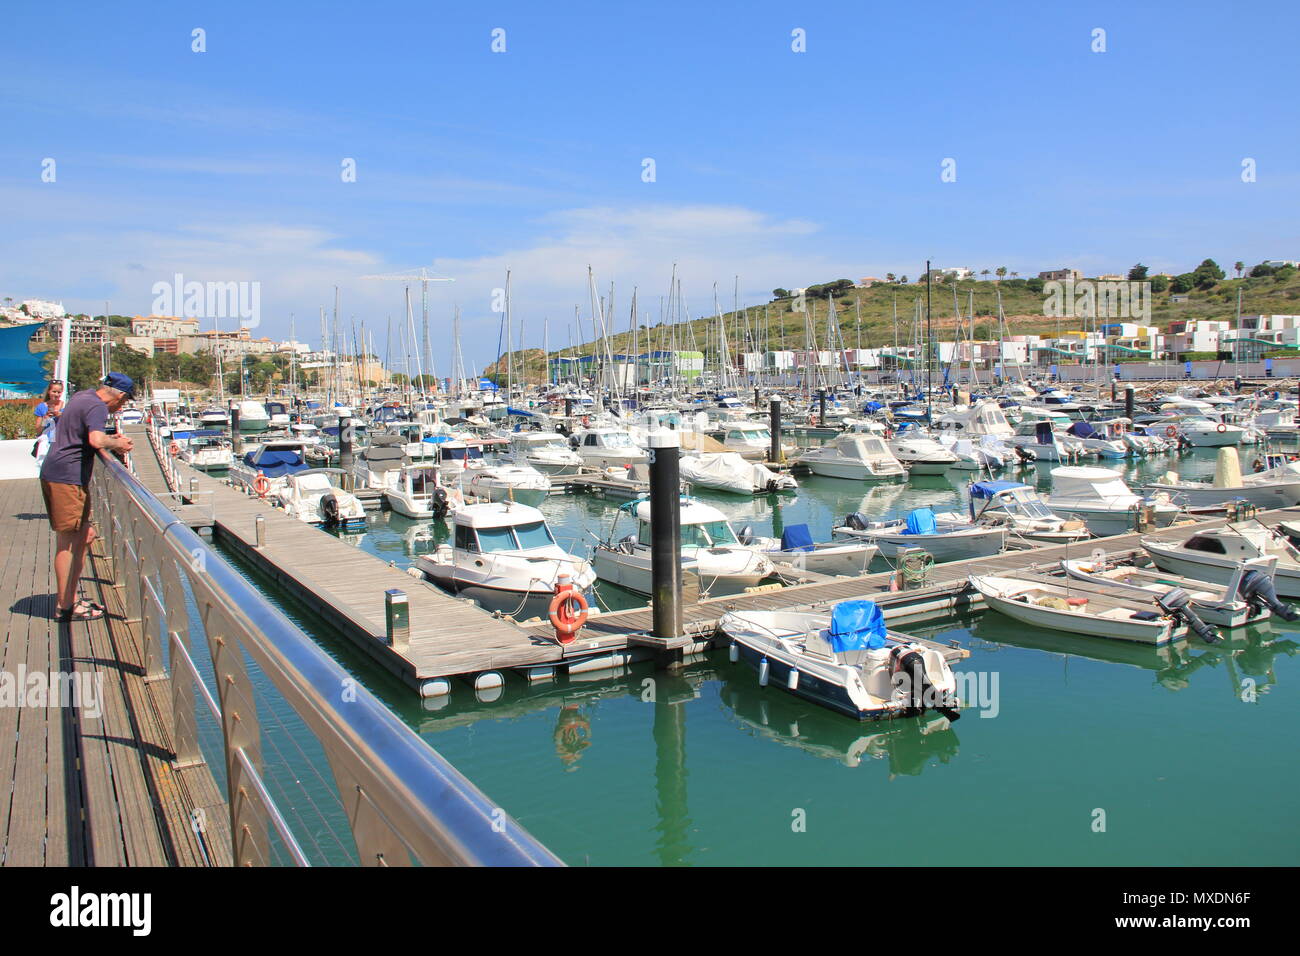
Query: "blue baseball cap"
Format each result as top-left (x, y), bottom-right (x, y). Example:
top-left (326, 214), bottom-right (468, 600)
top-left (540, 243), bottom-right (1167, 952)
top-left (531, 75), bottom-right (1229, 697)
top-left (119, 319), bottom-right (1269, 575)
top-left (102, 372), bottom-right (136, 398)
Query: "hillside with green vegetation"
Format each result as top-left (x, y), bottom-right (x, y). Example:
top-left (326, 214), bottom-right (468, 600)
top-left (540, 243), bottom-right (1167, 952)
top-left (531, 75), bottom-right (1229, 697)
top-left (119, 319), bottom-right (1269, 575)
top-left (487, 260), bottom-right (1300, 380)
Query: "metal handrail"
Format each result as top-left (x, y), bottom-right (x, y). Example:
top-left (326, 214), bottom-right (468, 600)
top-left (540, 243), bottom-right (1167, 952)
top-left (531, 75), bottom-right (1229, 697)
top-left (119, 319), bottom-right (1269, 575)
top-left (93, 445), bottom-right (562, 867)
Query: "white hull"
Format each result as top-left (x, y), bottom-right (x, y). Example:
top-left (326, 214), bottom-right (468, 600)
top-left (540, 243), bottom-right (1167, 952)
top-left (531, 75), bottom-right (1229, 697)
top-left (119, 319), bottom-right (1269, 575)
top-left (1142, 541), bottom-right (1300, 598)
top-left (971, 575), bottom-right (1178, 645)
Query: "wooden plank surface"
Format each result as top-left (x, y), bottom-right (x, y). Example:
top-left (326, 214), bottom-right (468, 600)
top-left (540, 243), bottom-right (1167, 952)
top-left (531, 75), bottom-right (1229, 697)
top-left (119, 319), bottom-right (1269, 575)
top-left (0, 475), bottom-right (228, 866)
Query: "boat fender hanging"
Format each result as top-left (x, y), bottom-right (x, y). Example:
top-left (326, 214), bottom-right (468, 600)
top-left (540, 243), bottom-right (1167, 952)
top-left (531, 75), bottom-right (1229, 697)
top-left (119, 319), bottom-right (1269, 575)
top-left (729, 642), bottom-right (739, 663)
top-left (758, 657), bottom-right (769, 687)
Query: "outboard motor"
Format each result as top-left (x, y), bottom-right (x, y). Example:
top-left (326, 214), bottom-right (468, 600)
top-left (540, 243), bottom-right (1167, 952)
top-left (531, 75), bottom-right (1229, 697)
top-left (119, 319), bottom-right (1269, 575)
top-left (737, 524), bottom-right (754, 545)
top-left (431, 486), bottom-right (450, 520)
top-left (1238, 569), bottom-right (1299, 621)
top-left (1156, 588), bottom-right (1220, 644)
top-left (321, 493), bottom-right (341, 527)
top-left (890, 647), bottom-right (960, 721)
top-left (844, 511), bottom-right (870, 532)
top-left (1014, 445), bottom-right (1036, 463)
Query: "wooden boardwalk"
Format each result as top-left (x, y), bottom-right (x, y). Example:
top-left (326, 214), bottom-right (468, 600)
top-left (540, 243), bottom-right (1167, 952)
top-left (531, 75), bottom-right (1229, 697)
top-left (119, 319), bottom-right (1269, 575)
top-left (0, 476), bottom-right (230, 866)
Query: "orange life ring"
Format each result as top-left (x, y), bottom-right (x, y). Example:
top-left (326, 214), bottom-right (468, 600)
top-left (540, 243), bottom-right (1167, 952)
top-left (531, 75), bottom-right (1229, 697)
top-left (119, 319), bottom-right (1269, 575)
top-left (253, 473), bottom-right (271, 497)
top-left (169, 441), bottom-right (181, 457)
top-left (1164, 425), bottom-right (1177, 437)
top-left (1216, 423), bottom-right (1227, 433)
top-left (548, 589), bottom-right (589, 644)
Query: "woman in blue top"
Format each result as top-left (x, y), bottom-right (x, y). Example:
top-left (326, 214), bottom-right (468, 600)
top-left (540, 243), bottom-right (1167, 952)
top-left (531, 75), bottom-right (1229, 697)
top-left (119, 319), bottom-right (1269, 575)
top-left (34, 379), bottom-right (65, 429)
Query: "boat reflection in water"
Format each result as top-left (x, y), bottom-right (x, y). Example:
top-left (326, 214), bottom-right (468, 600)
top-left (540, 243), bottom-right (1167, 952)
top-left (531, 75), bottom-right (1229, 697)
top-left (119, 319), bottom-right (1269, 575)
top-left (962, 612), bottom-right (1299, 697)
top-left (718, 667), bottom-right (959, 775)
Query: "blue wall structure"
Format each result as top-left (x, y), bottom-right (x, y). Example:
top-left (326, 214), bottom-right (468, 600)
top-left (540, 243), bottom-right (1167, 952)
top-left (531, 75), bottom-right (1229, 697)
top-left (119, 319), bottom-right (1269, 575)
top-left (0, 324), bottom-right (48, 395)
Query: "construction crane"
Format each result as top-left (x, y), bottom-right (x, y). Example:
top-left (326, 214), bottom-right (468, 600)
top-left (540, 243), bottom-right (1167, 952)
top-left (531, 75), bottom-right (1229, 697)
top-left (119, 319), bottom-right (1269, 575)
top-left (360, 267), bottom-right (454, 389)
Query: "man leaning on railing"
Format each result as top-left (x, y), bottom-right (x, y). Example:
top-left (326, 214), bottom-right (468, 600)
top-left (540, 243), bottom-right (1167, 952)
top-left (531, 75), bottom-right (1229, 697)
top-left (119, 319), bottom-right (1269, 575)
top-left (39, 372), bottom-right (136, 622)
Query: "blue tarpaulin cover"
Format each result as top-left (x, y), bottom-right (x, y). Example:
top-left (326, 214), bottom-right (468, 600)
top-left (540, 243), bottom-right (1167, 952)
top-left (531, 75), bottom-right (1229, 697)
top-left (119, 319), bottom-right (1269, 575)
top-left (780, 524), bottom-right (815, 552)
top-left (901, 507), bottom-right (937, 535)
top-left (827, 600), bottom-right (887, 651)
top-left (1067, 421), bottom-right (1096, 439)
top-left (971, 480), bottom-right (1027, 499)
top-left (245, 448), bottom-right (306, 478)
top-left (506, 406), bottom-right (534, 417)
top-left (864, 401), bottom-right (883, 412)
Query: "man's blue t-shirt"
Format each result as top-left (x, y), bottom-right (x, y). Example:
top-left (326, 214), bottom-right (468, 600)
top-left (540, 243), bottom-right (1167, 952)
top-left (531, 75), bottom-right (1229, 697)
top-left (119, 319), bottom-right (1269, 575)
top-left (39, 389), bottom-right (108, 487)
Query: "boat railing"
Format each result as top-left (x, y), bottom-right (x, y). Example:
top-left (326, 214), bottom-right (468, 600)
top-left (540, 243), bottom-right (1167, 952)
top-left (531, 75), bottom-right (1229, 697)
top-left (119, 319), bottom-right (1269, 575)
top-left (90, 444), bottom-right (561, 867)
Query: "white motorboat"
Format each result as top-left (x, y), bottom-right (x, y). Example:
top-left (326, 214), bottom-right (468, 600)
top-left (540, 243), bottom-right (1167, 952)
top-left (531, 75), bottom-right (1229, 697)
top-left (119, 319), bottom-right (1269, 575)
top-left (678, 452), bottom-right (797, 495)
top-left (1143, 452), bottom-right (1300, 509)
top-left (1142, 524), bottom-right (1300, 598)
top-left (1060, 553), bottom-right (1286, 628)
top-left (794, 435), bottom-right (905, 481)
top-left (507, 431), bottom-right (584, 476)
top-left (712, 421), bottom-right (788, 460)
top-left (934, 479), bottom-right (1090, 545)
top-left (719, 603), bottom-right (961, 721)
top-left (464, 463), bottom-right (552, 507)
top-left (274, 469), bottom-right (367, 528)
top-left (571, 426), bottom-right (649, 469)
top-left (416, 502), bottom-right (596, 619)
top-left (739, 523), bottom-right (879, 577)
top-left (351, 435), bottom-right (408, 491)
top-left (887, 431), bottom-right (960, 475)
top-left (198, 407), bottom-right (229, 428)
top-left (1044, 466), bottom-right (1182, 537)
top-left (229, 439), bottom-right (311, 496)
top-left (591, 497), bottom-right (776, 596)
top-left (435, 440), bottom-right (487, 481)
top-left (969, 573), bottom-right (1185, 645)
top-left (834, 507), bottom-right (1005, 562)
top-left (1063, 420), bottom-right (1129, 459)
top-left (937, 433), bottom-right (1022, 470)
top-left (1173, 415), bottom-right (1245, 448)
top-left (173, 429), bottom-right (233, 471)
top-left (234, 400), bottom-right (271, 433)
top-left (1007, 418), bottom-right (1082, 462)
top-left (385, 463), bottom-right (462, 519)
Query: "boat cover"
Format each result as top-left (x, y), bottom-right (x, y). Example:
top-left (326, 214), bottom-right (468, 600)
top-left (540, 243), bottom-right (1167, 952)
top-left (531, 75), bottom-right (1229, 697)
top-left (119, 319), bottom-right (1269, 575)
top-left (971, 480), bottom-right (1028, 499)
top-left (1067, 421), bottom-right (1096, 439)
top-left (901, 508), bottom-right (937, 535)
top-left (827, 600), bottom-right (887, 651)
top-left (780, 524), bottom-right (816, 552)
top-left (245, 449), bottom-right (307, 477)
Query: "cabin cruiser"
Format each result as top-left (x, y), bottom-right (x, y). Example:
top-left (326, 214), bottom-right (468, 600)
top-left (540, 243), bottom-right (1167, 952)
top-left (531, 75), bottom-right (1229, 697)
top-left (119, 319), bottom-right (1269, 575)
top-left (1063, 420), bottom-right (1129, 459)
top-left (711, 421), bottom-right (790, 460)
top-left (464, 463), bottom-right (552, 507)
top-left (719, 603), bottom-right (961, 721)
top-left (198, 407), bottom-right (229, 428)
top-left (938, 433), bottom-right (1020, 471)
top-left (1143, 453), bottom-right (1300, 509)
top-left (933, 480), bottom-right (1090, 544)
top-left (274, 469), bottom-right (366, 528)
top-left (385, 463), bottom-right (462, 519)
top-left (229, 439), bottom-right (311, 496)
top-left (793, 435), bottom-right (905, 481)
top-left (678, 453), bottom-right (797, 495)
top-left (834, 507), bottom-right (1005, 562)
top-left (174, 429), bottom-right (233, 471)
top-left (265, 401), bottom-right (291, 429)
top-left (1044, 466), bottom-right (1182, 537)
top-left (571, 426), bottom-right (649, 469)
top-left (592, 497), bottom-right (776, 597)
top-left (436, 440), bottom-right (487, 481)
top-left (1142, 524), bottom-right (1300, 598)
top-left (887, 431), bottom-right (960, 475)
top-left (1008, 419), bottom-right (1082, 462)
top-left (234, 400), bottom-right (271, 433)
top-left (351, 435), bottom-right (408, 490)
top-left (507, 431), bottom-right (584, 476)
top-left (934, 399), bottom-right (1015, 441)
top-left (1171, 415), bottom-right (1246, 448)
top-left (416, 502), bottom-right (595, 619)
top-left (1061, 552), bottom-right (1287, 628)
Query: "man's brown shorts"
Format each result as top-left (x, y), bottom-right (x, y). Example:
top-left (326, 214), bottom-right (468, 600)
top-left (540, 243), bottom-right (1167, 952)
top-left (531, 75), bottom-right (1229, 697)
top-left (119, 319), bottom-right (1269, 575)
top-left (41, 480), bottom-right (91, 533)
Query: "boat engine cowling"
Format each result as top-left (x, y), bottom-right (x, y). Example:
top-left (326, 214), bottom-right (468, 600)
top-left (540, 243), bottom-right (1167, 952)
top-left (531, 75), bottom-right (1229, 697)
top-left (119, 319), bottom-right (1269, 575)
top-left (431, 486), bottom-right (450, 519)
top-left (890, 646), bottom-right (960, 721)
top-left (844, 511), bottom-right (870, 532)
top-left (1156, 588), bottom-right (1220, 644)
top-left (322, 493), bottom-right (341, 527)
top-left (1237, 569), bottom-right (1299, 621)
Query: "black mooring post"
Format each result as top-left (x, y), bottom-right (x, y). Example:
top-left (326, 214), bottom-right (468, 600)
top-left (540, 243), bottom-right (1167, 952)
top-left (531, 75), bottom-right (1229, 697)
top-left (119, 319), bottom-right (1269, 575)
top-left (1125, 386), bottom-right (1135, 422)
top-left (818, 388), bottom-right (827, 427)
top-left (649, 430), bottom-right (683, 640)
top-left (230, 405), bottom-right (242, 455)
top-left (769, 397), bottom-right (782, 463)
top-left (753, 387), bottom-right (760, 411)
top-left (338, 415), bottom-right (354, 486)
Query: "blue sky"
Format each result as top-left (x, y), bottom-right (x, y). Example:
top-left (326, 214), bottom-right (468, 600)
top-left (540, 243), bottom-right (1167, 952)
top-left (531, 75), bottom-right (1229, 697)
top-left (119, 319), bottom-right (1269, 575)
top-left (1, 0), bottom-right (1296, 370)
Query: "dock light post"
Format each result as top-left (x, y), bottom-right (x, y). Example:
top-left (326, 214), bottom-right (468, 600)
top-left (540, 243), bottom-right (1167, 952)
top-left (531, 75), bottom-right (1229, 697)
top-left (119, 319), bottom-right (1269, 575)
top-left (385, 588), bottom-right (410, 652)
top-left (769, 397), bottom-right (782, 464)
top-left (1125, 386), bottom-right (1135, 423)
top-left (649, 430), bottom-right (683, 639)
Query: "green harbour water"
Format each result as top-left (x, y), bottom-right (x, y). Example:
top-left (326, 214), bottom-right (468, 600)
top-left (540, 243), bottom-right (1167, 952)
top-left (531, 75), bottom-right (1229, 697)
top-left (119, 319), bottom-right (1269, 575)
top-left (214, 445), bottom-right (1300, 865)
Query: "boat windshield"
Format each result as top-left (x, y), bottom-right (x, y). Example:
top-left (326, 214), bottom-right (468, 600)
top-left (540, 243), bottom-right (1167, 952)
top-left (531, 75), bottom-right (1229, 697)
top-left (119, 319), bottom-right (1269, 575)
top-left (513, 521), bottom-right (555, 550)
top-left (602, 431), bottom-right (636, 448)
top-left (997, 489), bottom-right (1053, 518)
top-left (476, 525), bottom-right (520, 553)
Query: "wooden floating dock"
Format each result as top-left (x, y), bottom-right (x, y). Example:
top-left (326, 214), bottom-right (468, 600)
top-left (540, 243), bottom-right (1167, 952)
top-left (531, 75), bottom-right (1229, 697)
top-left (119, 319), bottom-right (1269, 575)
top-left (0, 476), bottom-right (230, 866)
top-left (133, 426), bottom-right (1300, 697)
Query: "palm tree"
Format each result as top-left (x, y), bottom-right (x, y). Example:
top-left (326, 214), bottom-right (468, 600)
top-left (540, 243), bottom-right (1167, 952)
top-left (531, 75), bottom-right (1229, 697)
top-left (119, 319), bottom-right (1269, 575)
top-left (980, 269), bottom-right (990, 280)
top-left (1010, 271), bottom-right (1019, 279)
top-left (996, 267), bottom-right (1007, 282)
top-left (900, 275), bottom-right (909, 285)
top-left (1234, 261), bottom-right (1245, 278)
